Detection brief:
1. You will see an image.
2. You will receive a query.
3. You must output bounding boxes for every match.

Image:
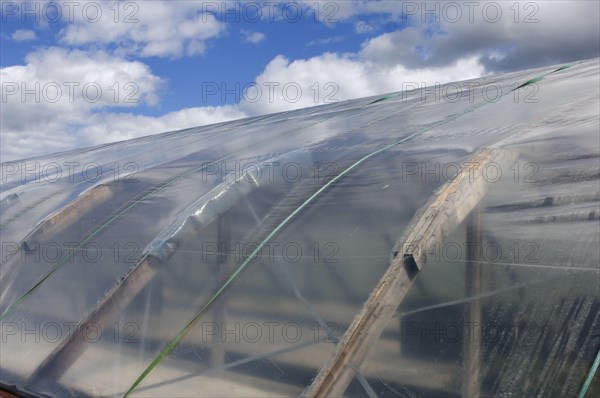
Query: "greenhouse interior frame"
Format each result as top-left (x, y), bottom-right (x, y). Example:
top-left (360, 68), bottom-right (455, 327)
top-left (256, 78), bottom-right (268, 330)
top-left (0, 59), bottom-right (599, 398)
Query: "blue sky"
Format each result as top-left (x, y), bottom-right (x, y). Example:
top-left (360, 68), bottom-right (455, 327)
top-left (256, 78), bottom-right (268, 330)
top-left (1, 2), bottom-right (371, 112)
top-left (1, 1), bottom-right (599, 160)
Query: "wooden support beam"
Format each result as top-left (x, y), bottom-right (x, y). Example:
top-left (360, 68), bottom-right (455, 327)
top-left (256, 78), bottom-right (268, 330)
top-left (27, 177), bottom-right (262, 383)
top-left (27, 255), bottom-right (160, 384)
top-left (303, 148), bottom-right (516, 397)
top-left (485, 192), bottom-right (599, 212)
top-left (0, 389), bottom-right (21, 398)
top-left (527, 210), bottom-right (599, 224)
top-left (23, 184), bottom-right (113, 245)
top-left (462, 206), bottom-right (482, 397)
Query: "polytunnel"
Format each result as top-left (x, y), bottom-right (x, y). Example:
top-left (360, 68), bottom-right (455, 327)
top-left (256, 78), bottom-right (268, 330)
top-left (0, 59), bottom-right (599, 398)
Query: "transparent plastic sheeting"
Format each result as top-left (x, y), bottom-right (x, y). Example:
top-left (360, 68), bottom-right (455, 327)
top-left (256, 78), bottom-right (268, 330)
top-left (0, 60), bottom-right (598, 398)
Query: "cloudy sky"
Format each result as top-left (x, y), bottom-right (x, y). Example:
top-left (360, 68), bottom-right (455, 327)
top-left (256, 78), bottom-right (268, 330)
top-left (1, 0), bottom-right (599, 161)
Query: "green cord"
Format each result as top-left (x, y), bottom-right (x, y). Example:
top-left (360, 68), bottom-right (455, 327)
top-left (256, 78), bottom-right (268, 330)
top-left (578, 347), bottom-right (600, 398)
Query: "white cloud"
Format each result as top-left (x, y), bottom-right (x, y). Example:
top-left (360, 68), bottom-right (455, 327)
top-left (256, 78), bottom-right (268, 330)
top-left (0, 43), bottom-right (252, 160)
top-left (307, 36), bottom-right (344, 46)
top-left (354, 21), bottom-right (375, 34)
top-left (241, 30), bottom-right (266, 44)
top-left (303, 1), bottom-right (600, 73)
top-left (58, 1), bottom-right (226, 58)
top-left (0, 47), bottom-right (170, 160)
top-left (0, 105), bottom-right (246, 161)
top-left (2, 0), bottom-right (598, 162)
top-left (76, 105), bottom-right (246, 147)
top-left (12, 29), bottom-right (36, 42)
top-left (241, 53), bottom-right (372, 115)
top-left (298, 0), bottom-right (404, 22)
top-left (242, 0), bottom-right (598, 116)
top-left (1, 47), bottom-right (163, 111)
top-left (240, 49), bottom-right (484, 116)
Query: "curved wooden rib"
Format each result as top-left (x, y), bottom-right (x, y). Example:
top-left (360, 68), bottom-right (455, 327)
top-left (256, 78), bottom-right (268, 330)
top-left (303, 147), bottom-right (517, 397)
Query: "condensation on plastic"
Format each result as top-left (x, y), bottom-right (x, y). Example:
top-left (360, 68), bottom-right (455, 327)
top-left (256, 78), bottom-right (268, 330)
top-left (0, 59), bottom-right (598, 398)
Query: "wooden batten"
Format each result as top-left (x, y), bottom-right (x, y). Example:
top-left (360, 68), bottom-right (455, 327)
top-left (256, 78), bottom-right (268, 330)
top-left (27, 255), bottom-right (159, 384)
top-left (303, 148), bottom-right (517, 397)
top-left (23, 184), bottom-right (113, 245)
